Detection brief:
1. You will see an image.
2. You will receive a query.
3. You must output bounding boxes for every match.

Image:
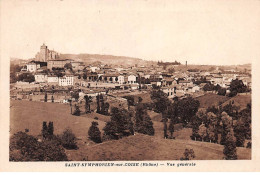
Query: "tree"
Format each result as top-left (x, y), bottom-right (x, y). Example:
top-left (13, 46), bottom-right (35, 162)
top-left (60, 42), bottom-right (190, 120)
top-left (150, 89), bottom-right (170, 114)
top-left (163, 119), bottom-right (168, 139)
top-left (17, 73), bottom-right (35, 83)
top-left (42, 121), bottom-right (48, 139)
top-left (168, 119), bottom-right (175, 139)
top-left (175, 97), bottom-right (200, 125)
top-left (64, 63), bottom-right (72, 70)
top-left (10, 132), bottom-right (68, 161)
top-left (134, 103), bottom-right (154, 136)
top-left (59, 128), bottom-right (78, 149)
top-left (168, 68), bottom-right (175, 74)
top-left (10, 72), bottom-right (17, 83)
top-left (214, 84), bottom-right (221, 92)
top-left (109, 77), bottom-right (113, 82)
top-left (72, 104), bottom-right (81, 116)
top-left (47, 122), bottom-right (54, 137)
top-left (100, 94), bottom-right (105, 114)
top-left (124, 96), bottom-right (135, 109)
top-left (239, 103), bottom-right (251, 140)
top-left (206, 112), bottom-right (218, 143)
top-left (83, 73), bottom-right (87, 80)
top-left (84, 95), bottom-right (92, 113)
top-left (223, 129), bottom-right (237, 160)
top-left (229, 79), bottom-right (248, 97)
top-left (180, 149), bottom-right (195, 160)
top-left (96, 95), bottom-right (101, 113)
top-left (203, 83), bottom-right (215, 91)
top-left (246, 142), bottom-right (251, 149)
top-left (218, 88), bottom-right (226, 96)
top-left (103, 107), bottom-right (134, 140)
top-left (141, 114), bottom-right (155, 136)
top-left (103, 102), bottom-right (110, 115)
top-left (10, 64), bottom-right (22, 73)
top-left (234, 118), bottom-right (246, 147)
top-left (44, 93), bottom-right (47, 102)
top-left (198, 124), bottom-right (207, 141)
top-left (220, 112), bottom-right (233, 145)
top-left (53, 70), bottom-right (64, 78)
top-left (134, 103), bottom-right (145, 132)
top-left (190, 109), bottom-right (205, 141)
top-left (88, 121), bottom-right (102, 143)
top-left (71, 91), bottom-right (79, 102)
top-left (115, 77), bottom-right (118, 82)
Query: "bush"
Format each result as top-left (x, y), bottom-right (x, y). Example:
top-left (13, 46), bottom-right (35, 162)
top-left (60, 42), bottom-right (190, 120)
top-left (59, 128), bottom-right (78, 149)
top-left (103, 107), bottom-right (134, 140)
top-left (94, 117), bottom-right (99, 120)
top-left (223, 129), bottom-right (237, 160)
top-left (246, 142), bottom-right (251, 149)
top-left (88, 121), bottom-right (102, 143)
top-left (42, 121), bottom-right (54, 139)
top-left (10, 132), bottom-right (68, 161)
top-left (218, 88), bottom-right (226, 96)
top-left (73, 104), bottom-right (81, 116)
top-left (180, 149), bottom-right (195, 160)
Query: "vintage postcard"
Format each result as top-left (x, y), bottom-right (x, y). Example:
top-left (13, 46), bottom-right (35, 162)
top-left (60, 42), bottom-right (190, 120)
top-left (0, 0), bottom-right (260, 172)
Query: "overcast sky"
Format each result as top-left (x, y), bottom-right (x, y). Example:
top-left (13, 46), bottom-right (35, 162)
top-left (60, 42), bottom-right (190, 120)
top-left (1, 0), bottom-right (260, 65)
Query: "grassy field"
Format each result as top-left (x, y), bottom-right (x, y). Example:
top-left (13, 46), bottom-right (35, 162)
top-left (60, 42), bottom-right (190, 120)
top-left (10, 100), bottom-right (108, 143)
top-left (66, 133), bottom-right (251, 161)
top-left (195, 93), bottom-right (230, 109)
top-left (10, 100), bottom-right (251, 160)
top-left (222, 94), bottom-right (251, 111)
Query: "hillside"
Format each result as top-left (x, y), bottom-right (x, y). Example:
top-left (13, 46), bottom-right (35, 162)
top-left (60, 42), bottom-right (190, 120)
top-left (195, 93), bottom-right (231, 109)
top-left (59, 53), bottom-right (153, 67)
top-left (66, 133), bottom-right (251, 161)
top-left (222, 93), bottom-right (251, 111)
top-left (10, 100), bottom-right (108, 142)
top-left (10, 99), bottom-right (251, 161)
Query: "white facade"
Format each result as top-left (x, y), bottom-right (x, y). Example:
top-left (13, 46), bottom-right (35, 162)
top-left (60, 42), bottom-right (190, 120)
top-left (162, 87), bottom-right (175, 97)
top-left (47, 76), bottom-right (59, 83)
top-left (35, 74), bottom-right (47, 83)
top-left (58, 76), bottom-right (74, 86)
top-left (90, 66), bottom-right (100, 72)
top-left (27, 63), bottom-right (38, 72)
top-left (144, 75), bottom-right (150, 79)
top-left (128, 75), bottom-right (137, 84)
top-left (191, 86), bottom-right (200, 93)
top-left (118, 75), bottom-right (125, 84)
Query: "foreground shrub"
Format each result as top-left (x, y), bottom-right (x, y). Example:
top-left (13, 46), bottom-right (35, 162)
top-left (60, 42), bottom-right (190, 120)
top-left (10, 132), bottom-right (67, 161)
top-left (180, 149), bottom-right (195, 160)
top-left (59, 128), bottom-right (78, 149)
top-left (223, 129), bottom-right (237, 160)
top-left (246, 142), bottom-right (251, 149)
top-left (88, 121), bottom-right (102, 143)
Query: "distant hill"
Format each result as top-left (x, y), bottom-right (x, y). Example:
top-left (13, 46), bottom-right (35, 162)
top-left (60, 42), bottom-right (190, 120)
top-left (59, 53), bottom-right (153, 67)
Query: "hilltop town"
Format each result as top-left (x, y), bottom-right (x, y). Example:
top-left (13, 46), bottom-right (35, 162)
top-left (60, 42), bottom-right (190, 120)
top-left (9, 43), bottom-right (252, 161)
top-left (10, 43), bottom-right (251, 102)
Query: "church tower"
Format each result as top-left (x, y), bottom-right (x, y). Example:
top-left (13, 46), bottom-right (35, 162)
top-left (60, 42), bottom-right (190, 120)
top-left (39, 43), bottom-right (48, 62)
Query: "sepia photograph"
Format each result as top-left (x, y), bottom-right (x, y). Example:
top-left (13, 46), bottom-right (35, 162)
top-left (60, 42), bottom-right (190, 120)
top-left (1, 0), bottom-right (260, 172)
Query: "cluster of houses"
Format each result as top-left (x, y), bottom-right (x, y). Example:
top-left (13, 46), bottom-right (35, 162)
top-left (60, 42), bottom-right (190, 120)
top-left (20, 58), bottom-right (252, 99)
top-left (13, 44), bottom-right (251, 100)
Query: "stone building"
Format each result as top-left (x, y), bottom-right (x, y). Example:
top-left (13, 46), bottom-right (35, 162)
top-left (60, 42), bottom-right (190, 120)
top-left (35, 43), bottom-right (59, 62)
